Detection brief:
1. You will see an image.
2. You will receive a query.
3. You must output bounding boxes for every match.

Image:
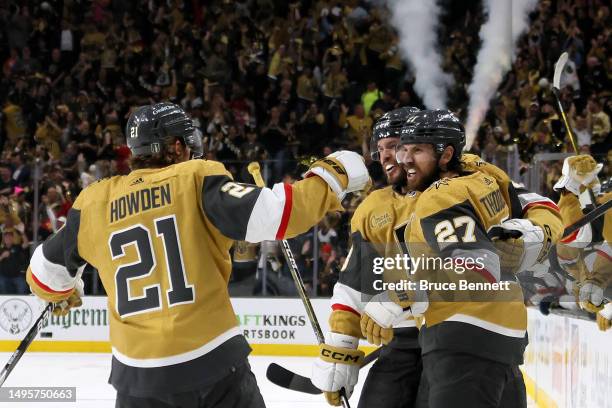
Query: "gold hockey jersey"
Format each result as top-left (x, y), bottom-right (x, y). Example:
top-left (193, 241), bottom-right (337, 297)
top-left (329, 154), bottom-right (563, 355)
top-left (26, 159), bottom-right (343, 395)
top-left (556, 191), bottom-right (611, 288)
top-left (331, 185), bottom-right (420, 340)
top-left (407, 172), bottom-right (528, 364)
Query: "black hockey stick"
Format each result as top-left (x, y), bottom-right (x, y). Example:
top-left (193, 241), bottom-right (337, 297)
top-left (0, 302), bottom-right (52, 387)
top-left (550, 198), bottom-right (612, 282)
top-left (248, 162), bottom-right (351, 407)
top-left (266, 346), bottom-right (382, 395)
top-left (562, 198), bottom-right (611, 240)
top-left (492, 198), bottom-right (611, 282)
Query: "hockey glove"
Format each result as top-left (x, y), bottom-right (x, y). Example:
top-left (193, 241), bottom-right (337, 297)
top-left (361, 291), bottom-right (427, 345)
top-left (306, 151), bottom-right (371, 201)
top-left (553, 155), bottom-right (603, 196)
top-left (311, 332), bottom-right (365, 406)
top-left (578, 281), bottom-right (604, 313)
top-left (490, 218), bottom-right (549, 275)
top-left (597, 303), bottom-right (612, 332)
top-left (52, 278), bottom-right (84, 317)
top-left (360, 314), bottom-right (394, 346)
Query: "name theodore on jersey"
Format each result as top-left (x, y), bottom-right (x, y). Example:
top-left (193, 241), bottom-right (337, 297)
top-left (110, 184), bottom-right (172, 222)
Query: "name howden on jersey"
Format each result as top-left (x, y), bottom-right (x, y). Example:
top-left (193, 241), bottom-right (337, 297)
top-left (110, 184), bottom-right (171, 222)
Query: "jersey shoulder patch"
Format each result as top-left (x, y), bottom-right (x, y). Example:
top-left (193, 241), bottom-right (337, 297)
top-left (351, 187), bottom-right (398, 235)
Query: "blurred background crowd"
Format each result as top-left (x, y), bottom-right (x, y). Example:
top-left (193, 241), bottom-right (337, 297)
top-left (0, 0), bottom-right (610, 296)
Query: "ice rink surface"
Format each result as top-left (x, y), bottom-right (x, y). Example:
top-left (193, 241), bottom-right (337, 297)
top-left (0, 352), bottom-right (535, 407)
top-left (0, 353), bottom-right (370, 408)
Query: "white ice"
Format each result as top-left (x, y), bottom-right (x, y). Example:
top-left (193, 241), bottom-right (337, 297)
top-left (0, 353), bottom-right (371, 407)
top-left (0, 352), bottom-right (535, 407)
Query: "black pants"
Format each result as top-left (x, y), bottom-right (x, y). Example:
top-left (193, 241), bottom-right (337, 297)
top-left (115, 361), bottom-right (266, 408)
top-left (358, 346), bottom-right (422, 408)
top-left (415, 350), bottom-right (526, 408)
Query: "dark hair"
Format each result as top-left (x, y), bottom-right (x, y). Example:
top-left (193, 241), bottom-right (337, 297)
top-left (128, 136), bottom-right (186, 170)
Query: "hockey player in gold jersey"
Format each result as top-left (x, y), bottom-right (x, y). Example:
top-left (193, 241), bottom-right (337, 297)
top-left (358, 110), bottom-right (563, 408)
top-left (25, 102), bottom-right (371, 408)
top-left (311, 107), bottom-right (424, 407)
top-left (553, 154), bottom-right (611, 330)
top-left (312, 108), bottom-right (563, 407)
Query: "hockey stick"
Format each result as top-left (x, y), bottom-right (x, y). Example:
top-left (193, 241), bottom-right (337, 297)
top-left (552, 52), bottom-right (599, 207)
top-left (248, 162), bottom-right (352, 408)
top-left (0, 302), bottom-right (53, 387)
top-left (550, 198), bottom-right (612, 283)
top-left (552, 52), bottom-right (579, 154)
top-left (266, 346), bottom-right (382, 395)
top-left (562, 198), bottom-right (611, 240)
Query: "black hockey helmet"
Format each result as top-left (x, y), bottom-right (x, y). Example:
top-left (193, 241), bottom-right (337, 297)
top-left (398, 109), bottom-right (465, 160)
top-left (370, 106), bottom-right (420, 161)
top-left (125, 102), bottom-right (202, 158)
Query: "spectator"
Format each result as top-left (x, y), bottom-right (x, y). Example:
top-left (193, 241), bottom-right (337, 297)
top-left (587, 97), bottom-right (611, 155)
top-left (296, 66), bottom-right (319, 116)
top-left (370, 88), bottom-right (396, 114)
top-left (10, 152), bottom-right (30, 186)
top-left (339, 103), bottom-right (372, 151)
top-left (0, 226), bottom-right (29, 294)
top-left (572, 114), bottom-right (592, 151)
top-left (361, 81), bottom-right (381, 116)
top-left (317, 242), bottom-right (340, 296)
top-left (0, 164), bottom-right (16, 196)
top-left (0, 0), bottom-right (608, 298)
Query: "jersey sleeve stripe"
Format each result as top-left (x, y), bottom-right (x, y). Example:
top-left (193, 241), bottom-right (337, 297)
top-left (332, 303), bottom-right (361, 317)
top-left (470, 267), bottom-right (497, 284)
top-left (29, 245), bottom-right (76, 293)
top-left (275, 183), bottom-right (293, 239)
top-left (596, 248), bottom-right (612, 262)
top-left (244, 183), bottom-right (285, 242)
top-left (560, 229), bottom-right (579, 243)
top-left (331, 282), bottom-right (369, 315)
top-left (29, 270), bottom-right (74, 294)
top-left (520, 198), bottom-right (560, 215)
top-left (556, 251), bottom-right (576, 261)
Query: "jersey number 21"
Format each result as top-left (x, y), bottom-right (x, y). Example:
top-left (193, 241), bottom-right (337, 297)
top-left (109, 215), bottom-right (195, 318)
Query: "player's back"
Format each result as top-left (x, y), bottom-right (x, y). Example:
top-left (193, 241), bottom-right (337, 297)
top-left (75, 159), bottom-right (249, 394)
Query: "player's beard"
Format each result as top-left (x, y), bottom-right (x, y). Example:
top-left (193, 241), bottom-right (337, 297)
top-left (388, 166), bottom-right (408, 192)
top-left (405, 158), bottom-right (441, 192)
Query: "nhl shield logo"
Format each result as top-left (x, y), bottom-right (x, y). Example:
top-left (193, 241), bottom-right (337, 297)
top-left (0, 299), bottom-right (33, 335)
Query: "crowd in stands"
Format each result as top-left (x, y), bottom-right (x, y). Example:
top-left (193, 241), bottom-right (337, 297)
top-left (0, 0), bottom-right (609, 296)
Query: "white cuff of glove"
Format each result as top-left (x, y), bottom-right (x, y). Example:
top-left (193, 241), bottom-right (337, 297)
top-left (330, 151), bottom-right (370, 193)
top-left (311, 332), bottom-right (360, 394)
top-left (74, 278), bottom-right (85, 298)
top-left (307, 151), bottom-right (370, 201)
top-left (364, 291), bottom-right (425, 328)
top-left (325, 331), bottom-right (360, 349)
top-left (498, 218), bottom-right (544, 270)
top-left (599, 303), bottom-right (612, 320)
